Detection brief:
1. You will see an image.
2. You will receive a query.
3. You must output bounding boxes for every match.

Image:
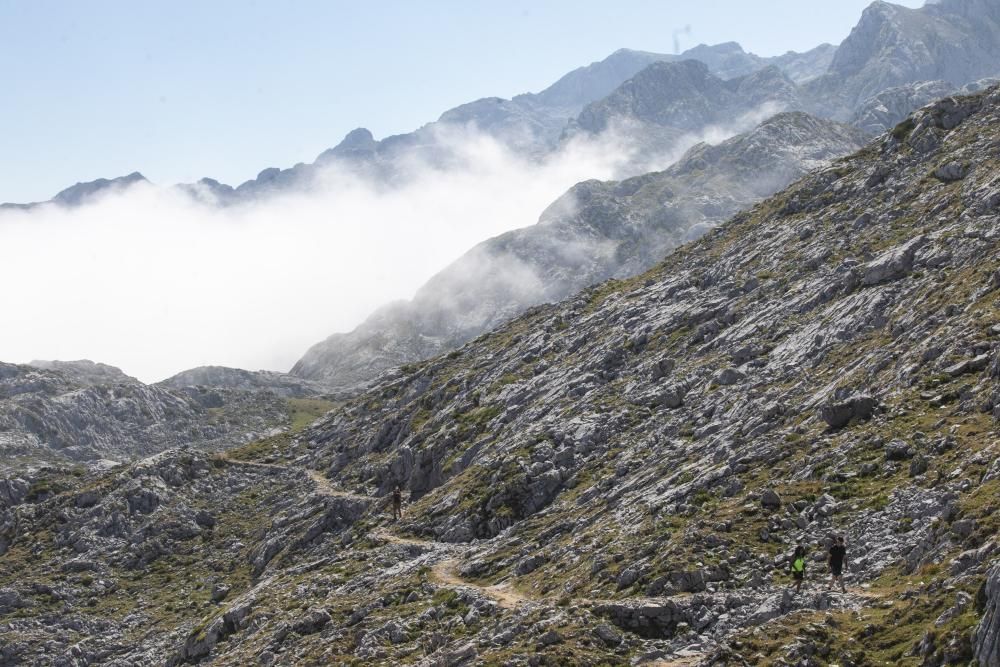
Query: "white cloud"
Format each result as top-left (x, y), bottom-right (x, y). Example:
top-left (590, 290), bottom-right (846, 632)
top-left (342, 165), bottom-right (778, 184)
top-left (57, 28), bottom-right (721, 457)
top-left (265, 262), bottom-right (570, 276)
top-left (0, 108), bottom-right (774, 383)
top-left (0, 126), bottom-right (635, 382)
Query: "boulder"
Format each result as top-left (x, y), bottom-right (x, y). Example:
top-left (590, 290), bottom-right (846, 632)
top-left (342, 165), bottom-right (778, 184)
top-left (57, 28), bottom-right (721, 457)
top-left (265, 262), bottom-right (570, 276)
top-left (862, 236), bottom-right (926, 286)
top-left (714, 368), bottom-right (745, 386)
top-left (944, 354), bottom-right (990, 377)
top-left (0, 479), bottom-right (29, 508)
top-left (820, 394), bottom-right (877, 429)
top-left (909, 454), bottom-right (929, 477)
top-left (934, 161), bottom-right (969, 182)
top-left (593, 623), bottom-right (622, 646)
top-left (292, 608), bottom-right (331, 635)
top-left (761, 488), bottom-right (782, 511)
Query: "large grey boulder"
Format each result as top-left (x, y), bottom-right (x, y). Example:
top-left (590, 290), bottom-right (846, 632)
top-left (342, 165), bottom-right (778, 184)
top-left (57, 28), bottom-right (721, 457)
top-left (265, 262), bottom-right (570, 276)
top-left (820, 394), bottom-right (877, 429)
top-left (862, 236), bottom-right (926, 286)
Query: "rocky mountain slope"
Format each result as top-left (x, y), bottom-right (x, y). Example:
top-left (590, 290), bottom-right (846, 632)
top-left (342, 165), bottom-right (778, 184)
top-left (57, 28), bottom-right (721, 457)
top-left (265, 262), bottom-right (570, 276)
top-left (292, 112), bottom-right (868, 387)
top-left (3, 87), bottom-right (999, 666)
top-left (570, 62), bottom-right (803, 155)
top-left (0, 362), bottom-right (299, 472)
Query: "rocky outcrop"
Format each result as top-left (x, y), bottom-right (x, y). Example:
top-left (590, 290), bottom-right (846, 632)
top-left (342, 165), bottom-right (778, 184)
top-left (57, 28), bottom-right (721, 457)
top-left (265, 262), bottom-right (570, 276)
top-left (28, 359), bottom-right (140, 386)
top-left (157, 365), bottom-right (330, 398)
top-left (977, 561), bottom-right (1000, 667)
top-left (0, 362), bottom-right (290, 469)
top-left (851, 80), bottom-right (957, 134)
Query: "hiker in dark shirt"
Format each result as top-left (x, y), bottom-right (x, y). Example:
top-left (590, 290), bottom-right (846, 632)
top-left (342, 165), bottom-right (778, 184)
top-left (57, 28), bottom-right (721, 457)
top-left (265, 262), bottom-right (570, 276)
top-left (392, 485), bottom-right (403, 521)
top-left (829, 535), bottom-right (847, 593)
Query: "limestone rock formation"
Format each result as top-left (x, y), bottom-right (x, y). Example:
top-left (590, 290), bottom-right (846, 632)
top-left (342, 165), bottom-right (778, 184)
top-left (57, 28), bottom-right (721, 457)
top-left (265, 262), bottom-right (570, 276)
top-left (0, 361), bottom-right (290, 471)
top-left (157, 365), bottom-right (331, 399)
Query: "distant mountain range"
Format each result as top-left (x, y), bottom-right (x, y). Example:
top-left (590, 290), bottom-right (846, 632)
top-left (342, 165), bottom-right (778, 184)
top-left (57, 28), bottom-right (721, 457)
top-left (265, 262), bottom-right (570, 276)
top-left (6, 1), bottom-right (1000, 211)
top-left (0, 41), bottom-right (835, 209)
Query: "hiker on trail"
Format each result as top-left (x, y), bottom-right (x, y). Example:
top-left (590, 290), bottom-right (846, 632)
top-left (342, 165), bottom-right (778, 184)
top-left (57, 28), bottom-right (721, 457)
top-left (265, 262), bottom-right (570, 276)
top-left (789, 545), bottom-right (806, 593)
top-left (392, 485), bottom-right (402, 521)
top-left (829, 535), bottom-right (847, 593)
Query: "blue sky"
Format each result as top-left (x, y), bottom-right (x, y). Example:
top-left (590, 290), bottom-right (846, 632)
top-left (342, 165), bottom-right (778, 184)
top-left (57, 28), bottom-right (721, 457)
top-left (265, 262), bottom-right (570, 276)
top-left (1, 0), bottom-right (924, 203)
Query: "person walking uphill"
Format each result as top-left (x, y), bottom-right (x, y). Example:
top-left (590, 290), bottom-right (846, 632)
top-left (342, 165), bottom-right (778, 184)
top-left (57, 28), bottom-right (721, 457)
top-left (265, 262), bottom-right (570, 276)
top-left (790, 545), bottom-right (807, 593)
top-left (829, 535), bottom-right (847, 593)
top-left (392, 485), bottom-right (403, 521)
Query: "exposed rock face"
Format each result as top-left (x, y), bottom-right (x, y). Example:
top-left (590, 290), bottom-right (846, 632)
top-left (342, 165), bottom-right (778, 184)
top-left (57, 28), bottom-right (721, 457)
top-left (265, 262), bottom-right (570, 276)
top-left (809, 0), bottom-right (1000, 118)
top-left (3, 86), bottom-right (1000, 667)
top-left (157, 365), bottom-right (330, 398)
top-left (0, 362), bottom-right (289, 470)
top-left (292, 112), bottom-right (867, 387)
top-left (851, 80), bottom-right (958, 134)
top-left (977, 561), bottom-right (1000, 666)
top-left (571, 61), bottom-right (804, 157)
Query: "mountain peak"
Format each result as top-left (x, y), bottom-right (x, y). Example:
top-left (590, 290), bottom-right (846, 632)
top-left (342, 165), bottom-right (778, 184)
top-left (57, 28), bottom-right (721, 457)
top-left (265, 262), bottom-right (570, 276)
top-left (45, 171), bottom-right (148, 207)
top-left (683, 41), bottom-right (747, 55)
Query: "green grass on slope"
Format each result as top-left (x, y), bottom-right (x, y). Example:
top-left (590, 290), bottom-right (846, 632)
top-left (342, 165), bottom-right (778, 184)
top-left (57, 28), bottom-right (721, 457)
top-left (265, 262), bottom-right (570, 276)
top-left (226, 397), bottom-right (336, 462)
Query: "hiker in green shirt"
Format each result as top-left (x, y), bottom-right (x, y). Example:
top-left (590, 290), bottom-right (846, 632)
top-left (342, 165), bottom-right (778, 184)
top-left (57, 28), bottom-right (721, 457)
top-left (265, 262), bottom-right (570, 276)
top-left (789, 545), bottom-right (806, 593)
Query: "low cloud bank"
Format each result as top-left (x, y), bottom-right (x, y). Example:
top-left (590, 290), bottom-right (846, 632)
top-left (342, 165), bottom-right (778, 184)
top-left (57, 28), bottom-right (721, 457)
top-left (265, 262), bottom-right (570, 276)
top-left (0, 109), bottom-right (778, 382)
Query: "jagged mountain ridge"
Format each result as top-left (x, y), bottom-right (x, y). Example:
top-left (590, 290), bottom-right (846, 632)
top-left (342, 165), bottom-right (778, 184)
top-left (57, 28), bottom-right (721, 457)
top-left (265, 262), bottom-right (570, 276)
top-left (0, 172), bottom-right (148, 211)
top-left (291, 112), bottom-right (869, 387)
top-left (2, 87), bottom-right (1000, 665)
top-left (10, 1), bottom-right (1000, 210)
top-left (185, 44), bottom-right (835, 205)
top-left (0, 42), bottom-right (833, 209)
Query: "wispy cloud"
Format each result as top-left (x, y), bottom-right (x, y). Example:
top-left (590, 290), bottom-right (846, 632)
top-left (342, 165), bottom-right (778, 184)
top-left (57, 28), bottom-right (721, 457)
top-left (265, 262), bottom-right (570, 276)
top-left (0, 126), bottom-right (634, 382)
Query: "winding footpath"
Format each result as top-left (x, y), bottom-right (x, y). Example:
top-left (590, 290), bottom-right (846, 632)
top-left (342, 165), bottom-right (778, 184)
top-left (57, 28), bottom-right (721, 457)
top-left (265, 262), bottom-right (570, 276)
top-left (231, 458), bottom-right (885, 666)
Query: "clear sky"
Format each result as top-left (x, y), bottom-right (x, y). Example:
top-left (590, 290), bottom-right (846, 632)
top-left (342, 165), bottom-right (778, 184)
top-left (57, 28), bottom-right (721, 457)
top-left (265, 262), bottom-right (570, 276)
top-left (1, 0), bottom-right (925, 204)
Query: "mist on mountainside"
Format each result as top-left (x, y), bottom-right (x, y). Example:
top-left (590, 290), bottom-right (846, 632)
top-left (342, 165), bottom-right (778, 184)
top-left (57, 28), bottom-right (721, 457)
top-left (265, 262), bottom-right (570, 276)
top-left (0, 110), bottom-right (777, 382)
